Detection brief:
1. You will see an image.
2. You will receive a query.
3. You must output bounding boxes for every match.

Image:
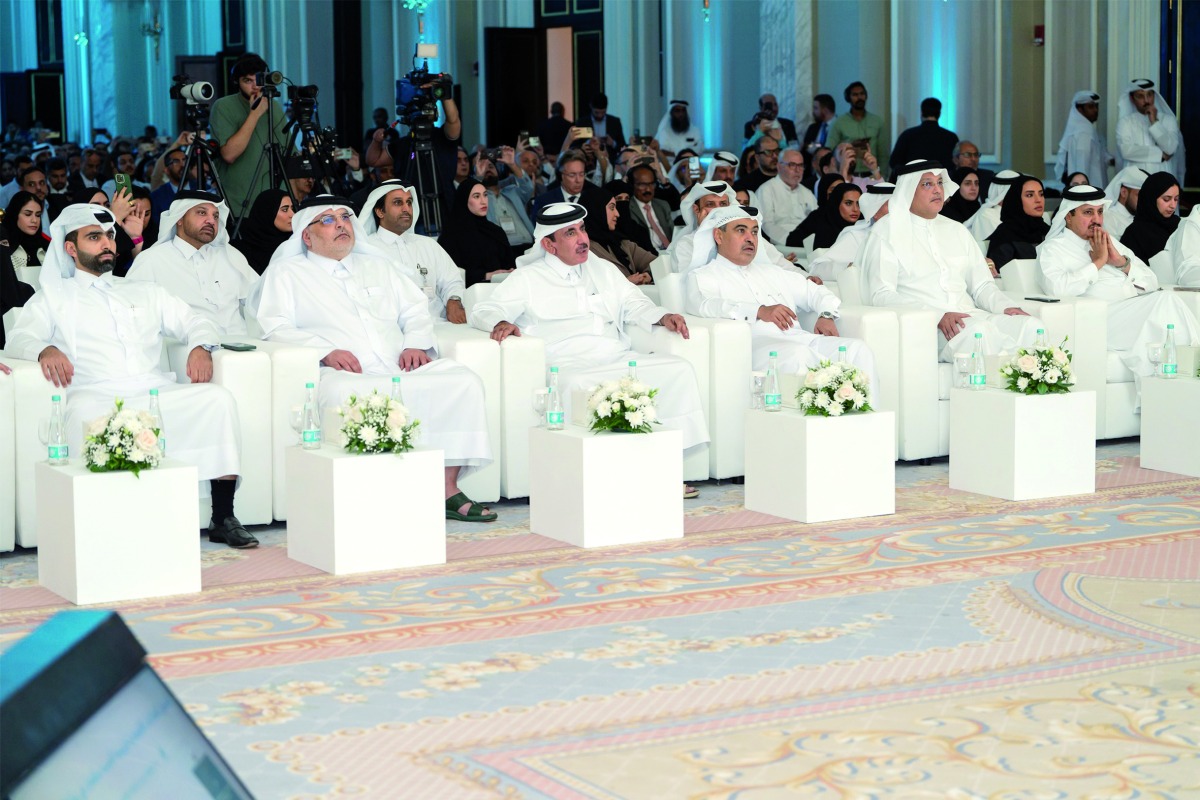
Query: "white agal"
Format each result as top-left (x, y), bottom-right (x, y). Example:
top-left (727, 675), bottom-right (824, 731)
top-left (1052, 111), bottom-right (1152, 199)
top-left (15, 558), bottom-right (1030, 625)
top-left (744, 408), bottom-right (896, 523)
top-left (36, 460), bottom-right (200, 604)
top-left (529, 426), bottom-right (683, 547)
top-left (285, 445), bottom-right (446, 574)
top-left (950, 388), bottom-right (1096, 500)
top-left (1140, 377), bottom-right (1200, 477)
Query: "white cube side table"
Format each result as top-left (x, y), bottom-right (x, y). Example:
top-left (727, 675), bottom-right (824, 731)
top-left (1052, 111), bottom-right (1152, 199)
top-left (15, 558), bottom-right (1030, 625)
top-left (744, 409), bottom-right (896, 523)
top-left (1141, 376), bottom-right (1200, 477)
top-left (36, 460), bottom-right (200, 605)
top-left (529, 426), bottom-right (683, 548)
top-left (285, 445), bottom-right (446, 574)
top-left (949, 388), bottom-right (1096, 500)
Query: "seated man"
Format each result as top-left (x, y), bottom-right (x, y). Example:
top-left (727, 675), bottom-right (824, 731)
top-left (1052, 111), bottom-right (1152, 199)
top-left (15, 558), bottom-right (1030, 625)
top-left (757, 148), bottom-right (818, 244)
top-left (8, 204), bottom-right (254, 548)
top-left (1165, 205), bottom-right (1200, 287)
top-left (704, 150), bottom-right (739, 183)
top-left (684, 205), bottom-right (878, 397)
top-left (1101, 166), bottom-right (1148, 239)
top-left (808, 182), bottom-right (893, 282)
top-left (127, 191), bottom-right (260, 335)
top-left (255, 196), bottom-right (496, 522)
top-left (862, 160), bottom-right (1041, 362)
top-left (469, 203), bottom-right (710, 497)
top-left (357, 180), bottom-right (467, 323)
top-left (1037, 184), bottom-right (1199, 400)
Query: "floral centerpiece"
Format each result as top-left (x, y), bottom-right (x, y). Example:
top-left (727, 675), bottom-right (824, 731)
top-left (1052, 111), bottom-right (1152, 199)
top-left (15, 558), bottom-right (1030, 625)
top-left (796, 360), bottom-right (872, 417)
top-left (1000, 337), bottom-right (1074, 395)
top-left (83, 399), bottom-right (162, 476)
top-left (337, 390), bottom-right (419, 453)
top-left (587, 377), bottom-right (659, 433)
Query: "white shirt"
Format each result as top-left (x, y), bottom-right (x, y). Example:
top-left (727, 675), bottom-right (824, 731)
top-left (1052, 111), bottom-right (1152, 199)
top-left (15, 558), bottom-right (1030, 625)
top-left (1165, 213), bottom-right (1200, 287)
top-left (127, 237), bottom-right (259, 335)
top-left (366, 228), bottom-right (465, 320)
top-left (807, 219), bottom-right (873, 282)
top-left (1116, 112), bottom-right (1183, 180)
top-left (671, 228), bottom-right (795, 276)
top-left (756, 176), bottom-right (818, 245)
top-left (7, 270), bottom-right (220, 385)
top-left (685, 254), bottom-right (839, 323)
top-left (1055, 123), bottom-right (1110, 187)
top-left (468, 250), bottom-right (668, 366)
top-left (1037, 230), bottom-right (1157, 302)
top-left (863, 213), bottom-right (1011, 314)
top-left (256, 250), bottom-right (436, 375)
top-left (1103, 202), bottom-right (1134, 239)
top-left (654, 125), bottom-right (704, 157)
top-left (966, 205), bottom-right (1002, 246)
top-left (639, 200), bottom-right (671, 250)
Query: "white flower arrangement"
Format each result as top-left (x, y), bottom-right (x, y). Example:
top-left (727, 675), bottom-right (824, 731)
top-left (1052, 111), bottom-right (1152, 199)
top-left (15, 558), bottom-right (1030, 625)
top-left (796, 360), bottom-right (872, 417)
top-left (1000, 337), bottom-right (1074, 395)
top-left (83, 398), bottom-right (162, 476)
top-left (336, 390), bottom-right (419, 454)
top-left (586, 377), bottom-right (659, 433)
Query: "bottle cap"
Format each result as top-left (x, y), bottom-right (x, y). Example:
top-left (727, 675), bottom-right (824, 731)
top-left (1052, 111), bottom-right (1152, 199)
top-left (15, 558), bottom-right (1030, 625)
top-left (1036, 328), bottom-right (1044, 334)
top-left (149, 388), bottom-right (159, 396)
top-left (392, 376), bottom-right (401, 382)
top-left (838, 345), bottom-right (847, 351)
top-left (52, 395), bottom-right (61, 402)
top-left (974, 332), bottom-right (982, 338)
top-left (549, 366), bottom-right (559, 373)
top-left (305, 382), bottom-right (315, 388)
top-left (769, 350), bottom-right (778, 357)
top-left (628, 360), bottom-right (636, 366)
top-left (1167, 324), bottom-right (1175, 329)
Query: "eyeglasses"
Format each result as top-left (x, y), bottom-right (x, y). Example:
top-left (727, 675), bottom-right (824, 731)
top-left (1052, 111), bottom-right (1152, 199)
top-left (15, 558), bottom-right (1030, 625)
top-left (560, 171), bottom-right (586, 179)
top-left (958, 151), bottom-right (980, 159)
top-left (308, 212), bottom-right (353, 227)
top-left (780, 161), bottom-right (805, 169)
top-left (918, 180), bottom-right (945, 191)
top-left (166, 158), bottom-right (184, 166)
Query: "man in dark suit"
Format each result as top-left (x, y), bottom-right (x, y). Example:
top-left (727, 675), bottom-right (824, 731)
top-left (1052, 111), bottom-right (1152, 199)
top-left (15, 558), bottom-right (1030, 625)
top-left (531, 150), bottom-right (600, 219)
top-left (951, 139), bottom-right (995, 196)
top-left (576, 92), bottom-right (626, 160)
top-left (888, 97), bottom-right (959, 178)
top-left (742, 93), bottom-right (798, 145)
top-left (66, 148), bottom-right (105, 194)
top-left (624, 163), bottom-right (673, 251)
top-left (802, 94), bottom-right (837, 155)
top-left (535, 102), bottom-right (575, 161)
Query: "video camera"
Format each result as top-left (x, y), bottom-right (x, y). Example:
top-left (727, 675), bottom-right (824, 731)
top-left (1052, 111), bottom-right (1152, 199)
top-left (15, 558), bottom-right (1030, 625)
top-left (254, 70), bottom-right (284, 97)
top-left (395, 44), bottom-right (453, 134)
top-left (170, 75), bottom-right (214, 105)
top-left (287, 84), bottom-right (320, 130)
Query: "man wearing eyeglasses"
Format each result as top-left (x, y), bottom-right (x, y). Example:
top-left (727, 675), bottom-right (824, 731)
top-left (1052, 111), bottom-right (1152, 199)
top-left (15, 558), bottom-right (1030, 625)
top-left (862, 160), bottom-right (1040, 362)
top-left (734, 137), bottom-right (781, 194)
top-left (952, 140), bottom-right (995, 197)
top-left (256, 195), bottom-right (497, 523)
top-left (150, 146), bottom-right (196, 227)
top-left (531, 150), bottom-right (599, 220)
top-left (757, 148), bottom-right (818, 245)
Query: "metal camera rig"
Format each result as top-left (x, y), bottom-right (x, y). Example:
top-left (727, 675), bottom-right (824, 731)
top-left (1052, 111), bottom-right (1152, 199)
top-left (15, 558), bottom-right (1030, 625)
top-left (169, 74), bottom-right (228, 201)
top-left (393, 44), bottom-right (454, 235)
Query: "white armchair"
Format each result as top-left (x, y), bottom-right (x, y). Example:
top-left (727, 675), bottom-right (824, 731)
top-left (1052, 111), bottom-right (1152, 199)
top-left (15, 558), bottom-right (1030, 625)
top-left (431, 322), bottom-right (501, 503)
top-left (0, 366), bottom-right (16, 551)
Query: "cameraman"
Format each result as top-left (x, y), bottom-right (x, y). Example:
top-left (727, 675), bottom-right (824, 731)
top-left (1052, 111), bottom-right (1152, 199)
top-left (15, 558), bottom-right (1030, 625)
top-left (210, 52), bottom-right (291, 218)
top-left (365, 80), bottom-right (461, 223)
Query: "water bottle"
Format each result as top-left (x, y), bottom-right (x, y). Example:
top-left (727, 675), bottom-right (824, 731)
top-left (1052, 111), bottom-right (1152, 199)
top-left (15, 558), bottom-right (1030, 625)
top-left (970, 332), bottom-right (986, 389)
top-left (391, 375), bottom-right (403, 403)
top-left (627, 360), bottom-right (637, 379)
top-left (1035, 328), bottom-right (1048, 348)
top-left (148, 388), bottom-right (166, 456)
top-left (764, 351), bottom-right (782, 411)
top-left (837, 345), bottom-right (847, 363)
top-left (1162, 324), bottom-right (1178, 379)
top-left (301, 381), bottom-right (322, 449)
top-left (546, 367), bottom-right (564, 429)
top-left (48, 395), bottom-right (69, 465)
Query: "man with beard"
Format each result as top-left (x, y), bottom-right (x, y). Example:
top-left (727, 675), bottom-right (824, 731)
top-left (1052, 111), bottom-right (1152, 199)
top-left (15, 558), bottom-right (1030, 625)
top-left (653, 99), bottom-right (704, 160)
top-left (624, 163), bottom-right (674, 251)
top-left (359, 180), bottom-right (467, 323)
top-left (1116, 79), bottom-right (1185, 182)
top-left (827, 82), bottom-right (888, 177)
top-left (734, 136), bottom-right (781, 194)
top-left (743, 93), bottom-right (798, 146)
top-left (1101, 166), bottom-right (1148, 239)
top-left (149, 147), bottom-right (194, 225)
top-left (127, 191), bottom-right (260, 335)
top-left (1054, 90), bottom-right (1112, 187)
top-left (8, 203), bottom-right (255, 548)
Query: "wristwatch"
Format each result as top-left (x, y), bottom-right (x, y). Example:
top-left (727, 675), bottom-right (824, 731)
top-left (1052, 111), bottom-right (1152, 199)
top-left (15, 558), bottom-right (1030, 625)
top-left (819, 310), bottom-right (838, 320)
top-left (448, 295), bottom-right (462, 303)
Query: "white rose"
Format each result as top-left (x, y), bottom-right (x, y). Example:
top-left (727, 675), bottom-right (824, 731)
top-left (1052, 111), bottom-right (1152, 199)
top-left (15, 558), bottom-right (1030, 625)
top-left (1017, 376), bottom-right (1030, 390)
top-left (1045, 369), bottom-right (1060, 384)
top-left (1030, 368), bottom-right (1043, 380)
top-left (387, 408), bottom-right (407, 429)
top-left (350, 406), bottom-right (365, 424)
top-left (1016, 354), bottom-right (1038, 373)
top-left (85, 418), bottom-right (107, 438)
top-left (1053, 348), bottom-right (1068, 365)
top-left (835, 383), bottom-right (856, 401)
top-left (360, 427), bottom-right (379, 446)
top-left (804, 371), bottom-right (820, 389)
top-left (626, 410), bottom-right (644, 427)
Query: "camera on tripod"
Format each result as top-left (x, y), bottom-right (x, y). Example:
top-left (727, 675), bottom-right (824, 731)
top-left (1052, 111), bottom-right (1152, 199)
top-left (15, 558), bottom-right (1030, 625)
top-left (170, 75), bottom-right (214, 105)
top-left (287, 84), bottom-right (321, 130)
top-left (254, 70), bottom-right (284, 95)
top-left (395, 44), bottom-right (452, 131)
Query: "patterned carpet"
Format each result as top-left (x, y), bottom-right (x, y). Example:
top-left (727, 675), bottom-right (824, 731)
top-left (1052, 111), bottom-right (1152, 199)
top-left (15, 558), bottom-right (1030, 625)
top-left (2, 442), bottom-right (1198, 799)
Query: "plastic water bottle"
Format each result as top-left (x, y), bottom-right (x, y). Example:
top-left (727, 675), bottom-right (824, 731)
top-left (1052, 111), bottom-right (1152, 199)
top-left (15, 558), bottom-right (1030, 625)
top-left (764, 351), bottom-right (782, 411)
top-left (627, 360), bottom-right (637, 379)
top-left (148, 388), bottom-right (166, 456)
top-left (391, 375), bottom-right (403, 403)
top-left (970, 332), bottom-right (986, 389)
top-left (301, 381), bottom-right (322, 449)
top-left (1162, 324), bottom-right (1178, 379)
top-left (837, 345), bottom-right (847, 363)
top-left (546, 367), bottom-right (564, 429)
top-left (47, 395), bottom-right (69, 465)
top-left (1035, 328), bottom-right (1048, 348)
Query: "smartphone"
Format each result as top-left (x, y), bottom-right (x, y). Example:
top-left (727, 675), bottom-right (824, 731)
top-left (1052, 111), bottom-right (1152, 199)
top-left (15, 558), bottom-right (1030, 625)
top-left (527, 136), bottom-right (541, 148)
top-left (137, 142), bottom-right (155, 155)
top-left (113, 172), bottom-right (133, 197)
top-left (1024, 296), bottom-right (1061, 303)
top-left (688, 156), bottom-right (701, 178)
top-left (519, 130), bottom-right (529, 141)
top-left (577, 126), bottom-right (594, 140)
top-left (220, 342), bottom-right (258, 351)
top-left (632, 128), bottom-right (640, 138)
top-left (333, 147), bottom-right (353, 160)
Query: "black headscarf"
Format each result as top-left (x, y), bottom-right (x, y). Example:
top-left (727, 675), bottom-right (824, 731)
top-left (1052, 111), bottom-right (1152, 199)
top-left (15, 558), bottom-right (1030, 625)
top-left (940, 167), bottom-right (982, 223)
top-left (438, 178), bottom-right (514, 286)
top-left (1064, 172), bottom-right (1089, 189)
top-left (985, 176), bottom-right (1051, 268)
top-left (787, 182), bottom-right (862, 248)
top-left (584, 182), bottom-right (633, 269)
top-left (1120, 171), bottom-right (1180, 264)
top-left (815, 173), bottom-right (845, 207)
top-left (3, 191), bottom-right (50, 266)
top-left (231, 189), bottom-right (291, 274)
top-left (72, 187), bottom-right (109, 205)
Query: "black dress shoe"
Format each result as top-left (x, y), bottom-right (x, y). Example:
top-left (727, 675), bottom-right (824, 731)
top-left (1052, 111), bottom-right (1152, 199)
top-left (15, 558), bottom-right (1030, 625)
top-left (209, 516), bottom-right (259, 549)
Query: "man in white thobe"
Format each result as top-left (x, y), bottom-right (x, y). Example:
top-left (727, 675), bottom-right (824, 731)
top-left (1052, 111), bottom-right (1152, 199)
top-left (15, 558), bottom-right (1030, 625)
top-left (469, 203), bottom-right (710, 495)
top-left (757, 148), bottom-right (818, 245)
top-left (357, 180), bottom-right (467, 323)
top-left (255, 195), bottom-right (495, 522)
top-left (1054, 90), bottom-right (1112, 187)
top-left (7, 204), bottom-right (254, 548)
top-left (666, 181), bottom-right (736, 272)
top-left (1116, 79), bottom-right (1186, 184)
top-left (1165, 209), bottom-right (1200, 287)
top-left (808, 182), bottom-right (893, 283)
top-left (862, 160), bottom-right (1042, 362)
top-left (704, 151), bottom-right (739, 184)
top-left (966, 169), bottom-right (1021, 246)
top-left (1036, 183), bottom-right (1199, 404)
top-left (684, 205), bottom-right (879, 398)
top-left (1101, 166), bottom-right (1148, 239)
top-left (653, 100), bottom-right (704, 159)
top-left (126, 191), bottom-right (260, 335)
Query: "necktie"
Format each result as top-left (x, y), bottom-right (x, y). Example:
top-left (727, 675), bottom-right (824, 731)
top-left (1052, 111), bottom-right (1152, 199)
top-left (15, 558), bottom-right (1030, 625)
top-left (818, 121), bottom-right (828, 145)
top-left (644, 202), bottom-right (668, 248)
top-left (567, 194), bottom-right (577, 204)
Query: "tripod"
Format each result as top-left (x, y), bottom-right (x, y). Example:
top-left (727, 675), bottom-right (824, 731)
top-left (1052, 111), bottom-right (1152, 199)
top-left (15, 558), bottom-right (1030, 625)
top-left (401, 120), bottom-right (445, 236)
top-left (232, 90), bottom-right (293, 237)
top-left (176, 105), bottom-right (228, 201)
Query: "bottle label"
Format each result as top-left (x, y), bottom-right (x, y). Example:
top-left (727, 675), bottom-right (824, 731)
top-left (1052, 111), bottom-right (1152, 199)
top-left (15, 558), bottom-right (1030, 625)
top-left (49, 445), bottom-right (68, 460)
top-left (764, 393), bottom-right (782, 407)
top-left (547, 411), bottom-right (564, 425)
top-left (302, 429), bottom-right (321, 443)
top-left (1162, 363), bottom-right (1177, 375)
top-left (970, 373), bottom-right (986, 386)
